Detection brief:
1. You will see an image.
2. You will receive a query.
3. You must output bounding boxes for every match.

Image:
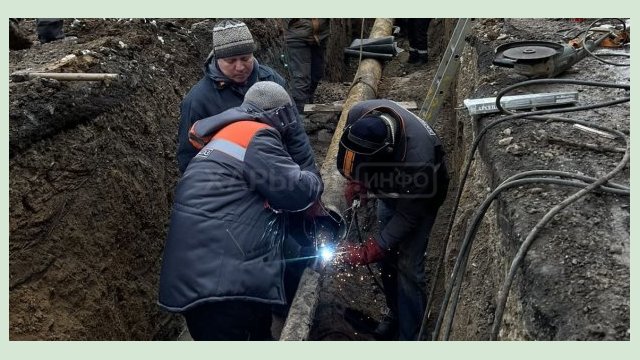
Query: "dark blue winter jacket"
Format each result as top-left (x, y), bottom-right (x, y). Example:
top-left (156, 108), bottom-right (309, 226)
top-left (177, 56), bottom-right (314, 173)
top-left (344, 99), bottom-right (449, 250)
top-left (159, 106), bottom-right (323, 312)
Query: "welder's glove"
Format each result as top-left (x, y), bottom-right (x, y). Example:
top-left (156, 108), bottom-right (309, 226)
top-left (343, 236), bottom-right (386, 266)
top-left (344, 180), bottom-right (368, 207)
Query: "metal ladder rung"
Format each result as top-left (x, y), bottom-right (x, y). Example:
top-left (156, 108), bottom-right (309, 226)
top-left (419, 19), bottom-right (475, 123)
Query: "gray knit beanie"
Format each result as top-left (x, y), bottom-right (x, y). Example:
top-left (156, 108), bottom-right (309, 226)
top-left (243, 81), bottom-right (293, 111)
top-left (211, 19), bottom-right (257, 59)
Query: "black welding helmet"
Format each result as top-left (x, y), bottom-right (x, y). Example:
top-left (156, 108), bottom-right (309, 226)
top-left (337, 111), bottom-right (399, 182)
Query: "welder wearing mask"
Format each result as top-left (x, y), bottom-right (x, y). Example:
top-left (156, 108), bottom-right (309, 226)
top-left (336, 99), bottom-right (449, 341)
top-left (158, 81), bottom-right (324, 340)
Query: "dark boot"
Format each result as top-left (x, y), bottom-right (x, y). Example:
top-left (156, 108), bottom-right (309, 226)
top-left (373, 312), bottom-right (398, 340)
top-left (408, 48), bottom-right (428, 64)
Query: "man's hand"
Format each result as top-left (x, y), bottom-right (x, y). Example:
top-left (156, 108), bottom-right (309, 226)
top-left (343, 236), bottom-right (386, 266)
top-left (344, 180), bottom-right (368, 207)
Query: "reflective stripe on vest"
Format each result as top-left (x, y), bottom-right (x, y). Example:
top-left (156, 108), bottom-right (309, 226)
top-left (199, 138), bottom-right (247, 161)
top-left (195, 120), bottom-right (270, 161)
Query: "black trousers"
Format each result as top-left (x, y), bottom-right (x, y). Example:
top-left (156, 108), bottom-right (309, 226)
top-left (184, 300), bottom-right (273, 341)
top-left (407, 19), bottom-right (431, 51)
top-left (286, 42), bottom-right (326, 113)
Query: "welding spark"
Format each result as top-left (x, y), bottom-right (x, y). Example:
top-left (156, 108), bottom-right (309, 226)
top-left (319, 244), bottom-right (335, 262)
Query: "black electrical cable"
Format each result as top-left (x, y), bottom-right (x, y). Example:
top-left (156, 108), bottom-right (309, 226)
top-left (439, 172), bottom-right (629, 340)
top-left (352, 203), bottom-right (428, 326)
top-left (428, 79), bottom-right (629, 340)
top-left (581, 18), bottom-right (629, 67)
top-left (418, 92), bottom-right (628, 341)
top-left (434, 121), bottom-right (628, 340)
top-left (423, 99), bottom-right (629, 340)
top-left (353, 210), bottom-right (386, 293)
top-left (417, 169), bottom-right (630, 341)
top-left (490, 147), bottom-right (629, 339)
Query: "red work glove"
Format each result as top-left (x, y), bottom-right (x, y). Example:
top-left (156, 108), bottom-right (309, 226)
top-left (343, 236), bottom-right (386, 266)
top-left (344, 180), bottom-right (368, 207)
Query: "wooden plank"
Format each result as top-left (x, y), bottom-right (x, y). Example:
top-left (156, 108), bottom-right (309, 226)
top-left (304, 100), bottom-right (417, 113)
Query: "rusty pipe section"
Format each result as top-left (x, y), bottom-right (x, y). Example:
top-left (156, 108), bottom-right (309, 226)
top-left (280, 18), bottom-right (394, 341)
top-left (319, 18), bottom-right (394, 210)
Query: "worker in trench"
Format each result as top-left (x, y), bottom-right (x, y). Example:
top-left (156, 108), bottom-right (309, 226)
top-left (336, 99), bottom-right (450, 340)
top-left (158, 81), bottom-right (324, 340)
top-left (282, 18), bottom-right (330, 114)
top-left (175, 19), bottom-right (323, 328)
top-left (395, 18), bottom-right (432, 64)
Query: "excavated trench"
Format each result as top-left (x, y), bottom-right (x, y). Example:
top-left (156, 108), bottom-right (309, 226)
top-left (9, 18), bottom-right (629, 341)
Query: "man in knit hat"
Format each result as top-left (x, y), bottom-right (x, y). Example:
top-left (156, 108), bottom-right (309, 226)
top-left (176, 20), bottom-right (321, 322)
top-left (335, 99), bottom-right (449, 341)
top-left (159, 81), bottom-right (323, 340)
top-left (177, 19), bottom-right (316, 175)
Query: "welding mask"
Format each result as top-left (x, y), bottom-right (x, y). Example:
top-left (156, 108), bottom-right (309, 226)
top-left (336, 111), bottom-right (398, 182)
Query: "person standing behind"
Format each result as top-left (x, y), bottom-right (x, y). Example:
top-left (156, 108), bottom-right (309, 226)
top-left (407, 19), bottom-right (431, 63)
top-left (396, 18), bottom-right (432, 63)
top-left (158, 81), bottom-right (323, 340)
top-left (178, 19), bottom-right (315, 174)
top-left (283, 18), bottom-right (330, 113)
top-left (336, 99), bottom-right (449, 340)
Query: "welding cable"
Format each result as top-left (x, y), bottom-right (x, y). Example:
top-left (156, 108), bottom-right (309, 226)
top-left (436, 168), bottom-right (629, 340)
top-left (419, 105), bottom-right (629, 341)
top-left (352, 210), bottom-right (386, 293)
top-left (339, 203), bottom-right (378, 274)
top-left (434, 118), bottom-right (628, 340)
top-left (427, 80), bottom-right (629, 340)
top-left (495, 78), bottom-right (630, 115)
top-left (350, 203), bottom-right (422, 299)
top-left (581, 18), bottom-right (629, 67)
top-left (490, 152), bottom-right (630, 339)
top-left (345, 19), bottom-right (371, 96)
top-left (490, 138), bottom-right (629, 340)
top-left (422, 96), bottom-right (629, 340)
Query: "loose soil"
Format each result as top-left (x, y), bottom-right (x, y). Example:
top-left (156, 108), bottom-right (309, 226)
top-left (9, 18), bottom-right (629, 340)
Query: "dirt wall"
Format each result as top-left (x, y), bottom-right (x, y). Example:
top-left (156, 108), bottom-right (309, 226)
top-left (9, 18), bottom-right (351, 340)
top-left (444, 18), bottom-right (630, 340)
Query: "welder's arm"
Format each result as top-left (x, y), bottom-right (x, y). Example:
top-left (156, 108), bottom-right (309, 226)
top-left (378, 197), bottom-right (429, 249)
top-left (282, 109), bottom-right (320, 175)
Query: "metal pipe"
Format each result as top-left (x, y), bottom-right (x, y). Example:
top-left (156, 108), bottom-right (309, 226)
top-left (10, 72), bottom-right (120, 82)
top-left (279, 18), bottom-right (394, 341)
